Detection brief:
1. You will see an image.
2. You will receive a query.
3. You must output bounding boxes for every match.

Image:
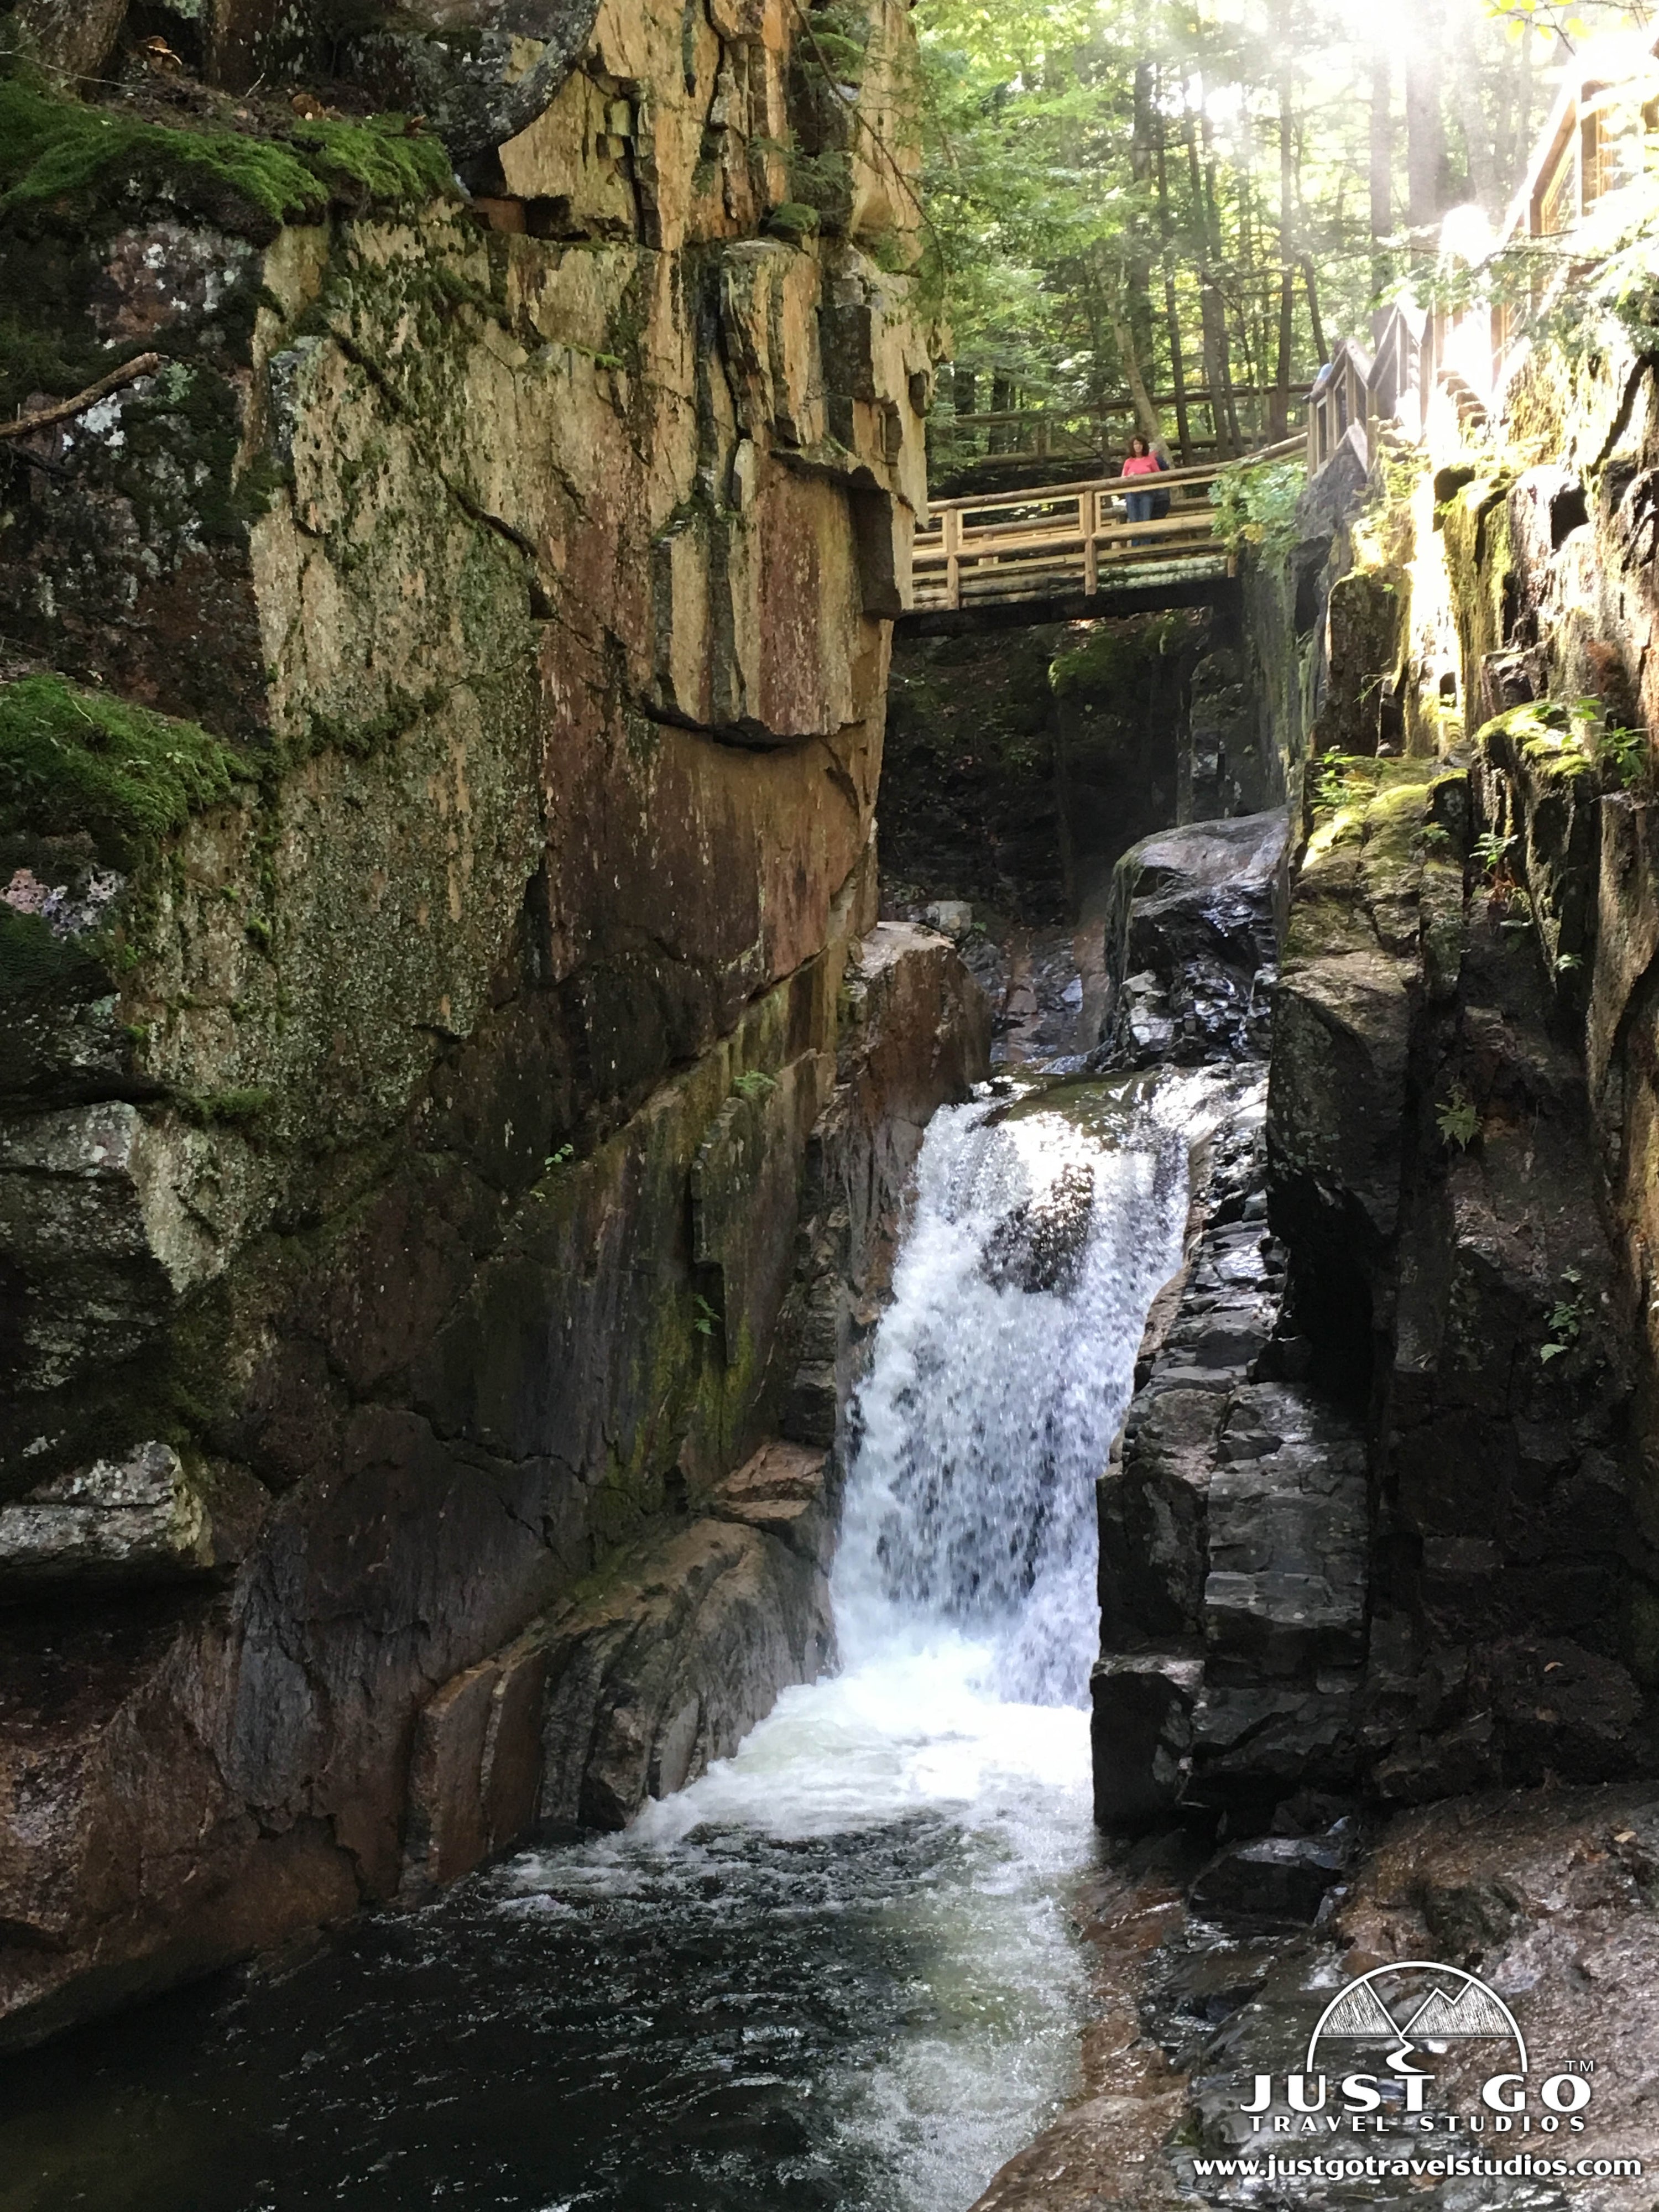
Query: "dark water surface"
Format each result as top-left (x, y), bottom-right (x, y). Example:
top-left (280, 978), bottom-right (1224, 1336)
top-left (0, 1815), bottom-right (985, 2212)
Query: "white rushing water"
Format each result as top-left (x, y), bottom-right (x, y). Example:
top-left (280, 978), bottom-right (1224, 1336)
top-left (834, 1082), bottom-right (1194, 1705)
top-left (504, 1071), bottom-right (1254, 2211)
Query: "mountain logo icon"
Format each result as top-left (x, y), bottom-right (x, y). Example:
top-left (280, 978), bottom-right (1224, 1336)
top-left (1305, 1962), bottom-right (1527, 2077)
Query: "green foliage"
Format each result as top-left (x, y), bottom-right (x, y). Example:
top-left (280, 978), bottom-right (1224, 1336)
top-left (0, 675), bottom-right (253, 868)
top-left (178, 1085), bottom-right (276, 1128)
top-left (1436, 1086), bottom-right (1480, 1149)
top-left (1310, 751), bottom-right (1378, 815)
top-left (1209, 458), bottom-right (1305, 556)
top-left (1540, 1269), bottom-right (1585, 1364)
top-left (732, 1069), bottom-right (779, 1102)
top-left (764, 200), bottom-right (822, 241)
top-left (1483, 0), bottom-right (1593, 42)
top-left (0, 75), bottom-right (452, 240)
top-left (1482, 698), bottom-right (1635, 793)
top-left (691, 1293), bottom-right (722, 1340)
top-left (910, 0), bottom-right (1542, 469)
top-left (1048, 610), bottom-right (1186, 696)
top-left (528, 1141), bottom-right (577, 1199)
top-left (917, 0), bottom-right (1100, 68)
top-left (527, 1142), bottom-right (578, 1201)
top-left (1599, 722), bottom-right (1652, 794)
top-left (1473, 828), bottom-right (1517, 876)
top-left (802, 2), bottom-right (872, 80)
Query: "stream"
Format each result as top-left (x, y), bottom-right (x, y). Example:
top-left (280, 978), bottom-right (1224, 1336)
top-left (0, 1071), bottom-right (1247, 2212)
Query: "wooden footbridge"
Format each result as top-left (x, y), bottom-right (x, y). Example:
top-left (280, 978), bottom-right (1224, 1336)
top-left (903, 437), bottom-right (1303, 633)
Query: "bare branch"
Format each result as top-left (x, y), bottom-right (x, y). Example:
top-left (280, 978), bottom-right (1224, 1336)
top-left (0, 354), bottom-right (164, 445)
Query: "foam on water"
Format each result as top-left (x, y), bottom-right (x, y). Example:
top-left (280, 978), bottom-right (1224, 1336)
top-left (513, 1637), bottom-right (1100, 2209)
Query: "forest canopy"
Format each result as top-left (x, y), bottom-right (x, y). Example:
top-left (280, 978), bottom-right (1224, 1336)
top-left (907, 0), bottom-right (1640, 471)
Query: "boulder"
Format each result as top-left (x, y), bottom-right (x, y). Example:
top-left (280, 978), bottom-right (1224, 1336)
top-left (0, 1443), bottom-right (267, 1584)
top-left (341, 3), bottom-right (607, 182)
top-left (1188, 1833), bottom-right (1350, 1925)
top-left (1091, 1654), bottom-right (1203, 1830)
top-left (4, 0), bottom-right (129, 80)
top-left (983, 1161), bottom-right (1095, 1295)
top-left (1100, 811), bottom-right (1288, 1066)
top-left (535, 1443), bottom-right (835, 1832)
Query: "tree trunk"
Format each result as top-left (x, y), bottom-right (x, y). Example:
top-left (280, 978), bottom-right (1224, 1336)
top-left (1370, 46), bottom-right (1392, 300)
top-left (1129, 59), bottom-right (1159, 406)
top-left (1156, 99), bottom-right (1192, 461)
top-left (1110, 276), bottom-right (1165, 451)
top-left (1491, 28), bottom-right (1531, 192)
top-left (1406, 0), bottom-right (1451, 246)
top-left (1451, 64), bottom-right (1496, 213)
top-left (990, 372), bottom-right (1014, 453)
top-left (1271, 54), bottom-right (1296, 439)
top-left (1234, 171), bottom-right (1261, 422)
top-left (1301, 257), bottom-right (1327, 366)
top-left (1187, 107), bottom-right (1240, 457)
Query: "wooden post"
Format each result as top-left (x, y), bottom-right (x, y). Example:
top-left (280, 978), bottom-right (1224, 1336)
top-left (1082, 493), bottom-right (1097, 597)
top-left (944, 507), bottom-right (962, 611)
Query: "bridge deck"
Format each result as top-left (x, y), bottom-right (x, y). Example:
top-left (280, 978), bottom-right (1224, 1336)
top-left (909, 440), bottom-right (1301, 618)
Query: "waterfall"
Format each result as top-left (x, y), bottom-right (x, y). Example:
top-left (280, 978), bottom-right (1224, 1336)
top-left (833, 1083), bottom-right (1193, 1707)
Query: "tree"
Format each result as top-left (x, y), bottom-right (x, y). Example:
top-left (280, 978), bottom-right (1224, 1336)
top-left (909, 0), bottom-right (1557, 473)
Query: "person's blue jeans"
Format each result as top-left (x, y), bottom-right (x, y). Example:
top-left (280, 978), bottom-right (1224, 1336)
top-left (1126, 490), bottom-right (1155, 522)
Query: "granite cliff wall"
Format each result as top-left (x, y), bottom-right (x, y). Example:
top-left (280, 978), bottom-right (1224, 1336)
top-left (1092, 349), bottom-right (1659, 1838)
top-left (0, 0), bottom-right (988, 2045)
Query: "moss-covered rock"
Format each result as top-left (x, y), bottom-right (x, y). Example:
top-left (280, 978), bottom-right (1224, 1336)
top-left (0, 674), bottom-right (252, 865)
top-left (1439, 471), bottom-right (1516, 706)
top-left (1470, 701), bottom-right (1603, 1025)
top-left (1310, 565), bottom-right (1405, 757)
top-left (0, 75), bottom-right (455, 240)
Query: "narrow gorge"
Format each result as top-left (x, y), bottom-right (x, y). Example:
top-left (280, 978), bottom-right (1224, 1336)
top-left (6, 1), bottom-right (1659, 2208)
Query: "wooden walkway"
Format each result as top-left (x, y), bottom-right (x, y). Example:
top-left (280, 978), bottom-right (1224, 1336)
top-left (910, 440), bottom-right (1303, 616)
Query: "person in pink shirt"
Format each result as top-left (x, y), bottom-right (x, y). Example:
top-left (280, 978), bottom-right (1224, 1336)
top-left (1120, 432), bottom-right (1168, 531)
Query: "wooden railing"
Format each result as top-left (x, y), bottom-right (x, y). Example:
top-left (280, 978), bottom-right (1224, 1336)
top-left (1301, 48), bottom-right (1659, 481)
top-left (912, 441), bottom-right (1302, 613)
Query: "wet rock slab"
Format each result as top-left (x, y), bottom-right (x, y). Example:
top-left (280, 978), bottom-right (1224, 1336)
top-left (1094, 1080), bottom-right (1368, 1831)
top-left (1187, 1832), bottom-right (1351, 1925)
top-left (1100, 811), bottom-right (1288, 1067)
top-left (977, 1782), bottom-right (1659, 2210)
